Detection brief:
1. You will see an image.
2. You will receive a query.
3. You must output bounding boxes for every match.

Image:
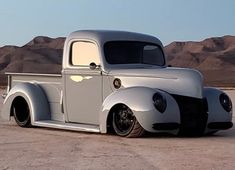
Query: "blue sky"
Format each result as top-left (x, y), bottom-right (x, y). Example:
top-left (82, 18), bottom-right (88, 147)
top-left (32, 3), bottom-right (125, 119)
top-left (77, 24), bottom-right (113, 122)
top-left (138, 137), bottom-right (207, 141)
top-left (0, 0), bottom-right (235, 47)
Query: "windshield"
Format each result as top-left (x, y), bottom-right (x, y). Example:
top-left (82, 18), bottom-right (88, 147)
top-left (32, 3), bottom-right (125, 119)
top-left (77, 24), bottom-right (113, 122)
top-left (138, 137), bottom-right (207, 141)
top-left (104, 41), bottom-right (165, 66)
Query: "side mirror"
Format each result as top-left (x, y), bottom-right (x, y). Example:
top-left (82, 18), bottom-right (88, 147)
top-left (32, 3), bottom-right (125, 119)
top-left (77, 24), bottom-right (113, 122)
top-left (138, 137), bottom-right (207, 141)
top-left (89, 62), bottom-right (100, 70)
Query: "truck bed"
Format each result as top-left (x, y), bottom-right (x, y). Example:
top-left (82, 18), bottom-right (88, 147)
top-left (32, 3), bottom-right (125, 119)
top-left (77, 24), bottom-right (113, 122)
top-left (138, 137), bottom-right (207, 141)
top-left (6, 72), bottom-right (64, 121)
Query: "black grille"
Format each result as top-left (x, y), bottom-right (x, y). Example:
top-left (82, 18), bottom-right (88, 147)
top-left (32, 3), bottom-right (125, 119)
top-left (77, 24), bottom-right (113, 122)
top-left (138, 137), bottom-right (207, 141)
top-left (172, 95), bottom-right (208, 136)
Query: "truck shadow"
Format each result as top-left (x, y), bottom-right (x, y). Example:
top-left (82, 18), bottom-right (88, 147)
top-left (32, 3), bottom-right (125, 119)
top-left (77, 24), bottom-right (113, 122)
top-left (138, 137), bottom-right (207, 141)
top-left (142, 128), bottom-right (235, 139)
top-left (3, 119), bottom-right (235, 139)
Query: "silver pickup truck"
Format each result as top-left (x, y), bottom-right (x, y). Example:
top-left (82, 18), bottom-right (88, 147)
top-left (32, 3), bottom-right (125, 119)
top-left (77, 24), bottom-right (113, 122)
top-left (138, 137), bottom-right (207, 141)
top-left (1, 30), bottom-right (233, 137)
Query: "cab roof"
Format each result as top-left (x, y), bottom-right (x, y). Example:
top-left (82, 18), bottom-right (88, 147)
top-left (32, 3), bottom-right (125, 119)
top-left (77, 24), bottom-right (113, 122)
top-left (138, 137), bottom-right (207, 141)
top-left (66, 30), bottom-right (163, 47)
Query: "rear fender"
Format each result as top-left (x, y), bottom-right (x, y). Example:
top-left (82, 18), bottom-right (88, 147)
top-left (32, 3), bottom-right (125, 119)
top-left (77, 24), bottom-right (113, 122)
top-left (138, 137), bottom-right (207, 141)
top-left (1, 83), bottom-right (50, 123)
top-left (99, 87), bottom-right (180, 133)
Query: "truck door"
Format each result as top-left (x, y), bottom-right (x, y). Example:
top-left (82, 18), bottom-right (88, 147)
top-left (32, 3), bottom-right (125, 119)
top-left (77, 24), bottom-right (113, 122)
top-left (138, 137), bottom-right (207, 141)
top-left (63, 41), bottom-right (102, 125)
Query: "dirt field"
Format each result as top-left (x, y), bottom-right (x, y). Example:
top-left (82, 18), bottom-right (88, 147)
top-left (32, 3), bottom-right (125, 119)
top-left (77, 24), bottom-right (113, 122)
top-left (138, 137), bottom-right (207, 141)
top-left (0, 89), bottom-right (234, 170)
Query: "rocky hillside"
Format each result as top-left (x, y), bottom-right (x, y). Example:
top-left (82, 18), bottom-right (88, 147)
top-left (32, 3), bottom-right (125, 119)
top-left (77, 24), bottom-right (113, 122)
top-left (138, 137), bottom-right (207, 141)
top-left (165, 35), bottom-right (235, 86)
top-left (0, 35), bottom-right (234, 86)
top-left (0, 36), bottom-right (65, 85)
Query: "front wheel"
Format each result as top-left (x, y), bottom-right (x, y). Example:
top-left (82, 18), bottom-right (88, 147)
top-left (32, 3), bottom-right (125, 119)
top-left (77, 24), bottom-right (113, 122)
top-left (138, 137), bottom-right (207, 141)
top-left (112, 105), bottom-right (145, 137)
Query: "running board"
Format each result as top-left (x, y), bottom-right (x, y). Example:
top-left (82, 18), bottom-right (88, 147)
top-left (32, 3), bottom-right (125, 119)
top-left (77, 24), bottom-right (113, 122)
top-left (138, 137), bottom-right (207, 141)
top-left (33, 120), bottom-right (100, 133)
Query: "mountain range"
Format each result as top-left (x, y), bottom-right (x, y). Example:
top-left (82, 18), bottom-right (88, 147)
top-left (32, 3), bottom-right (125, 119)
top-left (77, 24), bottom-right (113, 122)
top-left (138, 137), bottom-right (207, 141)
top-left (0, 35), bottom-right (234, 87)
top-left (165, 35), bottom-right (235, 86)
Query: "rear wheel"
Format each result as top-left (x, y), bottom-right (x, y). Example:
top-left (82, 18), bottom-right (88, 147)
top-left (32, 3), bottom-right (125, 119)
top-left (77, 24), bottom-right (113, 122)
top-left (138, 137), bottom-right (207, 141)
top-left (112, 105), bottom-right (145, 137)
top-left (12, 97), bottom-right (31, 127)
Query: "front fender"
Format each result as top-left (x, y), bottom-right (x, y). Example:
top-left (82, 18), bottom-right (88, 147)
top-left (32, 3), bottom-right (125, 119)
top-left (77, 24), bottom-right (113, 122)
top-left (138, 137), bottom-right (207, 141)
top-left (100, 87), bottom-right (180, 133)
top-left (1, 83), bottom-right (50, 123)
top-left (203, 87), bottom-right (233, 132)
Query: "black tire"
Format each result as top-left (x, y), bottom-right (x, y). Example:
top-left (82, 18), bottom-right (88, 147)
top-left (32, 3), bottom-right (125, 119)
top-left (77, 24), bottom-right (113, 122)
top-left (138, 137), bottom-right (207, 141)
top-left (12, 97), bottom-right (31, 127)
top-left (112, 105), bottom-right (145, 138)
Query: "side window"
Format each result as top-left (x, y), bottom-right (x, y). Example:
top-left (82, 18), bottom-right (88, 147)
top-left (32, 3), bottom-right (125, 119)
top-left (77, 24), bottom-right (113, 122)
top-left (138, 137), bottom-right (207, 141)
top-left (71, 41), bottom-right (100, 66)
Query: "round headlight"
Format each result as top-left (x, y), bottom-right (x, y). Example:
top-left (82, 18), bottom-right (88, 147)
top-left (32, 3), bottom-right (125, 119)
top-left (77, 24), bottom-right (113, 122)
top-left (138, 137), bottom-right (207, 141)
top-left (153, 92), bottom-right (167, 113)
top-left (219, 93), bottom-right (232, 112)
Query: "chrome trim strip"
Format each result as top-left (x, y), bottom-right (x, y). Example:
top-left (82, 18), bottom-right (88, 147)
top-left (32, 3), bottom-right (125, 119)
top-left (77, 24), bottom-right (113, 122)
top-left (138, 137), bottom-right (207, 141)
top-left (12, 80), bottom-right (61, 85)
top-left (5, 72), bottom-right (62, 77)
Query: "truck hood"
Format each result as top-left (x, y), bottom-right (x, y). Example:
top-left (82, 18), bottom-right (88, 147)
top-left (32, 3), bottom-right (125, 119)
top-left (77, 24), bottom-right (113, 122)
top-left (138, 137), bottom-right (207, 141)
top-left (108, 67), bottom-right (203, 98)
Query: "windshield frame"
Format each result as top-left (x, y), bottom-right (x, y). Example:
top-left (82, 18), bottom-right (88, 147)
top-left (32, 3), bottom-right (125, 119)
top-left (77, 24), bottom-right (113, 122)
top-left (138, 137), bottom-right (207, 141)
top-left (103, 41), bottom-right (166, 67)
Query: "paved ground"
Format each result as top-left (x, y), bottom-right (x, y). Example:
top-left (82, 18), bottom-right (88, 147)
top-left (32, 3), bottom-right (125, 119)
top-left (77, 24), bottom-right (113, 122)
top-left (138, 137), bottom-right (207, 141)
top-left (0, 89), bottom-right (234, 170)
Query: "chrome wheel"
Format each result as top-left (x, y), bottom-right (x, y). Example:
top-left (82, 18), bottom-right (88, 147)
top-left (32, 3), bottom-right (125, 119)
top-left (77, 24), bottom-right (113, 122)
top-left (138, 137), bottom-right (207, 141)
top-left (112, 105), bottom-right (145, 137)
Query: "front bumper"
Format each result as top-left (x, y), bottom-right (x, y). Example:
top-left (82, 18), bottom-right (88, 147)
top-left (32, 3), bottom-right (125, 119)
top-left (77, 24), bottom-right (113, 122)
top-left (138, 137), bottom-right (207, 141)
top-left (152, 123), bottom-right (180, 131)
top-left (208, 122), bottom-right (233, 130)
